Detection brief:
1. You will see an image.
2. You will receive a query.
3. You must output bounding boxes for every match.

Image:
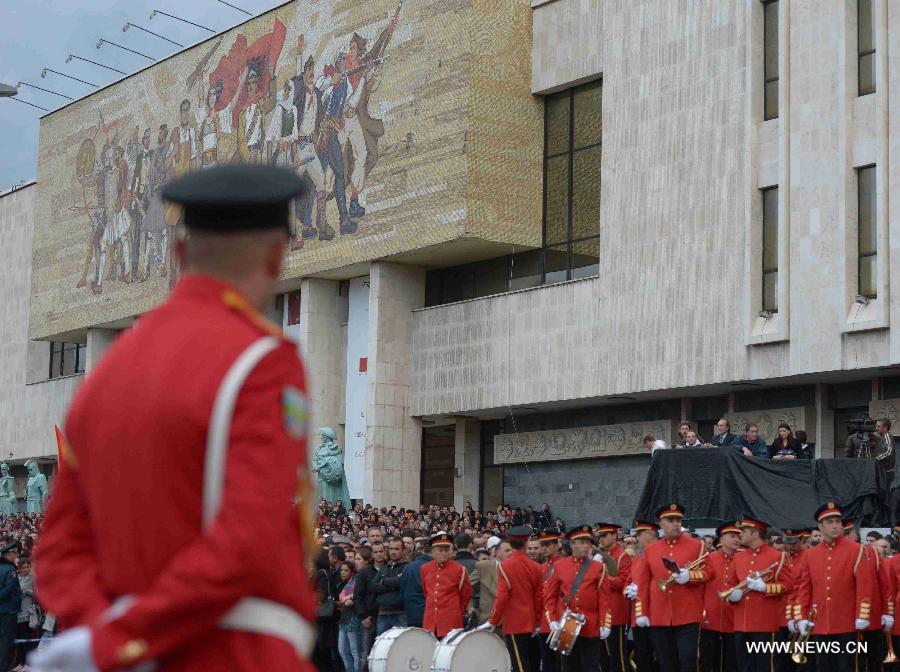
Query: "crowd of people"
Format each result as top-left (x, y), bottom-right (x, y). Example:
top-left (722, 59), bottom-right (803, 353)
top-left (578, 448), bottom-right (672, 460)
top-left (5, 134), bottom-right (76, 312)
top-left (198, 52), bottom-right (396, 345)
top-left (313, 497), bottom-right (900, 672)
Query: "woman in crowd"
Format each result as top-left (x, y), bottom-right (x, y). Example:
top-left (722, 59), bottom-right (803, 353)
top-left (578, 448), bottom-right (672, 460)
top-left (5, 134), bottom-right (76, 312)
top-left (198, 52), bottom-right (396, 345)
top-left (337, 561), bottom-right (362, 672)
top-left (769, 423), bottom-right (803, 459)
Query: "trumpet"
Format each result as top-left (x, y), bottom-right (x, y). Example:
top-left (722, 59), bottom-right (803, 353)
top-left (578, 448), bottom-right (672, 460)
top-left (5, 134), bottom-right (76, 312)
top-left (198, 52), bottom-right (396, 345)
top-left (717, 561), bottom-right (781, 599)
top-left (791, 605), bottom-right (817, 665)
top-left (657, 552), bottom-right (709, 592)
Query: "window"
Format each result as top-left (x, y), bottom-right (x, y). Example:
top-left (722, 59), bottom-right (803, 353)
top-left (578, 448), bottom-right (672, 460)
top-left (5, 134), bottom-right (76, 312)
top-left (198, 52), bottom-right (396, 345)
top-left (762, 0), bottom-right (779, 120)
top-left (49, 342), bottom-right (85, 379)
top-left (857, 165), bottom-right (877, 299)
top-left (542, 80), bottom-right (602, 283)
top-left (761, 187), bottom-right (779, 312)
top-left (858, 0), bottom-right (876, 95)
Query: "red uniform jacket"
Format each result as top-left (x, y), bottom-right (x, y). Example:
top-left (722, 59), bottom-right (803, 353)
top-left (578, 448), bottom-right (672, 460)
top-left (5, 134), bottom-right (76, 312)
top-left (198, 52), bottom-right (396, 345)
top-left (725, 545), bottom-right (792, 633)
top-left (630, 554), bottom-right (644, 628)
top-left (863, 545), bottom-right (891, 631)
top-left (633, 534), bottom-right (712, 627)
top-left (35, 275), bottom-right (316, 672)
top-left (490, 549), bottom-right (544, 634)
top-left (795, 536), bottom-right (873, 635)
top-left (421, 559), bottom-right (473, 637)
top-left (604, 545), bottom-right (632, 627)
top-left (539, 554), bottom-right (561, 634)
top-left (544, 556), bottom-right (611, 639)
top-left (890, 555), bottom-right (900, 636)
top-left (783, 549), bottom-right (806, 625)
top-left (702, 549), bottom-right (737, 634)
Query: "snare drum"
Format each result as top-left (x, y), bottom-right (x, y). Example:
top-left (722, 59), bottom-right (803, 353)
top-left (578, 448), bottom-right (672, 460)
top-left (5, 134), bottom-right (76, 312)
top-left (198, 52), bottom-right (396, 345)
top-left (431, 628), bottom-right (511, 672)
top-left (368, 627), bottom-right (437, 672)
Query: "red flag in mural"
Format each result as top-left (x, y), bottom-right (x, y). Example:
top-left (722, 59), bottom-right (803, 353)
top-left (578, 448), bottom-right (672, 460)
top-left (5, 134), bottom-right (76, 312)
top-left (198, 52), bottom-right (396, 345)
top-left (207, 18), bottom-right (287, 127)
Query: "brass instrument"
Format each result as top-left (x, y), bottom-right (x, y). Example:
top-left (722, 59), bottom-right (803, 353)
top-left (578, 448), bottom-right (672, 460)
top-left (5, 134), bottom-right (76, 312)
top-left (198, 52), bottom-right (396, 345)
top-left (717, 561), bottom-right (781, 599)
top-left (657, 552), bottom-right (709, 592)
top-left (885, 630), bottom-right (897, 664)
top-left (791, 605), bottom-right (817, 665)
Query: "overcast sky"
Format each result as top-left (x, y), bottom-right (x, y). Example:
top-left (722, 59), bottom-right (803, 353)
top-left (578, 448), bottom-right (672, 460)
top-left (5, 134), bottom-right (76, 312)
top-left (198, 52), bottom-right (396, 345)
top-left (0, 0), bottom-right (282, 192)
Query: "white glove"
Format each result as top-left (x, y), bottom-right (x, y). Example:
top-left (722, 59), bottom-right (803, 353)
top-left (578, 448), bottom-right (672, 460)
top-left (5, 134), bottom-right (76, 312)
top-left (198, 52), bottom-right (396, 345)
top-left (549, 620), bottom-right (560, 632)
top-left (747, 576), bottom-right (766, 593)
top-left (475, 621), bottom-right (495, 632)
top-left (28, 626), bottom-right (99, 672)
top-left (797, 620), bottom-right (812, 636)
top-left (592, 552), bottom-right (606, 564)
top-left (728, 589), bottom-right (743, 603)
top-left (673, 569), bottom-right (690, 585)
top-left (600, 627), bottom-right (611, 640)
top-left (624, 583), bottom-right (638, 599)
top-left (883, 615), bottom-right (895, 632)
top-left (787, 620), bottom-right (796, 634)
top-left (856, 618), bottom-right (870, 630)
top-left (635, 616), bottom-right (650, 628)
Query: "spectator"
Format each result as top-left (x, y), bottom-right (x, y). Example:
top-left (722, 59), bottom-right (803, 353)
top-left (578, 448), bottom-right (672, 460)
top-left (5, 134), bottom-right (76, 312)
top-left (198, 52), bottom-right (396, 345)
top-left (400, 531), bottom-right (415, 561)
top-left (875, 418), bottom-right (895, 477)
top-left (808, 529), bottom-right (823, 547)
top-left (470, 537), bottom-right (506, 626)
top-left (683, 430), bottom-right (703, 448)
top-left (372, 537), bottom-right (408, 635)
top-left (736, 423), bottom-right (768, 458)
top-left (524, 505), bottom-right (537, 527)
top-left (367, 525), bottom-right (384, 546)
top-left (353, 545), bottom-right (380, 666)
top-left (676, 421), bottom-right (693, 447)
top-left (14, 555), bottom-right (36, 668)
top-left (795, 429), bottom-right (814, 459)
top-left (453, 534), bottom-right (477, 575)
top-left (704, 418), bottom-right (738, 448)
top-left (537, 503), bottom-right (553, 531)
top-left (769, 423), bottom-right (802, 459)
top-left (400, 541), bottom-right (431, 627)
top-left (337, 561), bottom-right (362, 672)
top-left (313, 547), bottom-right (341, 672)
top-left (644, 433), bottom-right (669, 454)
top-left (553, 518), bottom-right (566, 535)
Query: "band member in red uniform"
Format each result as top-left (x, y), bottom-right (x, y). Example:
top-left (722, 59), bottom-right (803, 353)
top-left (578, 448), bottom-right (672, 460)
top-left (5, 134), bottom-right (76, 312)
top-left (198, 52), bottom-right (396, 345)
top-left (632, 503), bottom-right (713, 672)
top-left (626, 521), bottom-right (659, 672)
top-left (595, 522), bottom-right (631, 672)
top-left (700, 522), bottom-right (740, 672)
top-left (538, 529), bottom-right (563, 672)
top-left (32, 166), bottom-right (317, 672)
top-left (421, 531), bottom-right (473, 638)
top-left (794, 501), bottom-right (873, 672)
top-left (780, 529), bottom-right (810, 672)
top-left (545, 525), bottom-right (612, 672)
top-left (725, 517), bottom-right (792, 672)
top-left (858, 528), bottom-right (892, 672)
top-left (479, 526), bottom-right (543, 672)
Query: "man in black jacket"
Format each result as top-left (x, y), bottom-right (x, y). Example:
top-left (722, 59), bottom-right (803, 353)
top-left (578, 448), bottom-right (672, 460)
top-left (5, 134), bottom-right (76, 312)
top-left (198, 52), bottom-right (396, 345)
top-left (372, 537), bottom-right (408, 635)
top-left (0, 541), bottom-right (21, 672)
top-left (354, 543), bottom-right (383, 669)
top-left (453, 533), bottom-right (477, 575)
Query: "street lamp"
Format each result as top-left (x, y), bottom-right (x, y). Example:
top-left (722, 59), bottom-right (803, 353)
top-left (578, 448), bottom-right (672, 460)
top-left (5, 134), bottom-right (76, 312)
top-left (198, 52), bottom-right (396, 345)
top-left (41, 68), bottom-right (98, 88)
top-left (96, 39), bottom-right (156, 62)
top-left (66, 54), bottom-right (127, 76)
top-left (123, 22), bottom-right (184, 48)
top-left (0, 82), bottom-right (17, 97)
top-left (150, 9), bottom-right (215, 33)
top-left (16, 82), bottom-right (73, 100)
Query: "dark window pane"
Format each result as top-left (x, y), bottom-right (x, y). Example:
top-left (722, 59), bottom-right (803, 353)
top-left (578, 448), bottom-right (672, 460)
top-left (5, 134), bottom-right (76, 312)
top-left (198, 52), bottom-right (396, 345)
top-left (573, 81), bottom-right (602, 150)
top-left (510, 250), bottom-right (542, 290)
top-left (764, 2), bottom-right (779, 80)
top-left (859, 255), bottom-right (877, 299)
top-left (762, 188), bottom-right (778, 271)
top-left (858, 166), bottom-right (877, 254)
top-left (764, 81), bottom-right (779, 120)
top-left (471, 258), bottom-right (510, 298)
top-left (544, 245), bottom-right (569, 284)
top-left (763, 271), bottom-right (778, 313)
top-left (62, 345), bottom-right (77, 376)
top-left (442, 267), bottom-right (475, 304)
top-left (571, 237), bottom-right (600, 278)
top-left (571, 147), bottom-right (601, 240)
top-left (545, 93), bottom-right (570, 156)
top-left (858, 0), bottom-right (875, 53)
top-left (859, 52), bottom-right (876, 95)
top-left (425, 270), bottom-right (443, 307)
top-left (544, 155), bottom-right (570, 245)
top-left (76, 344), bottom-right (86, 373)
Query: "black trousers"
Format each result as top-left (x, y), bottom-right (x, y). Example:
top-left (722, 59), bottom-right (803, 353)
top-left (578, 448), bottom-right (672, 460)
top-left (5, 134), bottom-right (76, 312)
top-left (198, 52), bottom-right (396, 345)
top-left (539, 634), bottom-right (560, 672)
top-left (600, 625), bottom-right (627, 672)
top-left (734, 632), bottom-right (778, 672)
top-left (506, 633), bottom-right (536, 672)
top-left (0, 613), bottom-right (18, 672)
top-left (699, 629), bottom-right (736, 672)
top-left (633, 626), bottom-right (657, 672)
top-left (649, 623), bottom-right (700, 672)
top-left (858, 629), bottom-right (885, 672)
top-left (811, 632), bottom-right (856, 672)
top-left (562, 635), bottom-right (602, 672)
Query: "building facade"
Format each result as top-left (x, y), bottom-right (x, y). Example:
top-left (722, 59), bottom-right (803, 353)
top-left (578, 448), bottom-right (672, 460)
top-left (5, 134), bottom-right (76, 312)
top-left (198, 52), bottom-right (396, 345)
top-left (3, 0), bottom-right (900, 524)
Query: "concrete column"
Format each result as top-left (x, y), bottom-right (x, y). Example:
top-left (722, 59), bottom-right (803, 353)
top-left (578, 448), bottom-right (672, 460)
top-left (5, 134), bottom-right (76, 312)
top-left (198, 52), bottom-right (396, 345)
top-left (364, 262), bottom-right (425, 506)
top-left (296, 279), bottom-right (348, 460)
top-left (454, 418), bottom-right (481, 511)
top-left (815, 383), bottom-right (835, 458)
top-left (86, 328), bottom-right (118, 372)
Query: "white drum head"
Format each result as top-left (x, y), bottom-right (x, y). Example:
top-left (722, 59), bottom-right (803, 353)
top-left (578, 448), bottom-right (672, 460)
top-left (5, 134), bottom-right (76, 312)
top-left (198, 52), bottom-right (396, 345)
top-left (368, 626), bottom-right (437, 672)
top-left (431, 629), bottom-right (511, 672)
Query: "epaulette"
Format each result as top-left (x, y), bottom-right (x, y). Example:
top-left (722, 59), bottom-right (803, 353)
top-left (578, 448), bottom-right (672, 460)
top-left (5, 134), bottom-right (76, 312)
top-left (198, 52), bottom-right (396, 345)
top-left (222, 289), bottom-right (284, 339)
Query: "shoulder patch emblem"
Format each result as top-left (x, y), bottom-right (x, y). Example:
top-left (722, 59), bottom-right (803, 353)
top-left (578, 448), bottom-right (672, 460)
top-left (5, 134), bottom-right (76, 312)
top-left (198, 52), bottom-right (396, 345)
top-left (283, 386), bottom-right (309, 440)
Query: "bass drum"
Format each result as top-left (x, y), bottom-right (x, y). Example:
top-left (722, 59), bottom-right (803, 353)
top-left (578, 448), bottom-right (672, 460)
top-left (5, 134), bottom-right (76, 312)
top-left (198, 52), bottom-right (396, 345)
top-left (431, 628), bottom-right (511, 672)
top-left (368, 626), bottom-right (438, 672)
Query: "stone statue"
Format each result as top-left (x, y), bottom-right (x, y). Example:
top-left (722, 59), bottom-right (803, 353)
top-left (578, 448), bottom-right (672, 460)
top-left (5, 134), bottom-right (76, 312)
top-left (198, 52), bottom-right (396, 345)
top-left (312, 428), bottom-right (351, 505)
top-left (24, 460), bottom-right (48, 514)
top-left (0, 464), bottom-right (15, 515)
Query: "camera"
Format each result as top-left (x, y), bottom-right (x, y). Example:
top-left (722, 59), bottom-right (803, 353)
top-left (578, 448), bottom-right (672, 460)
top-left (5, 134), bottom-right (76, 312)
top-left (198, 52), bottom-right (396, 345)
top-left (847, 417), bottom-right (877, 434)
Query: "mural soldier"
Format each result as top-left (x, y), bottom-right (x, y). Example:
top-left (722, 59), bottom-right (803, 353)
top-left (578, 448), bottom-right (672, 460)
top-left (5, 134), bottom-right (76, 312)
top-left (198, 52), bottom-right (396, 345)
top-left (236, 61), bottom-right (275, 164)
top-left (316, 55), bottom-right (354, 236)
top-left (265, 78), bottom-right (298, 170)
top-left (195, 71), bottom-right (243, 168)
top-left (139, 124), bottom-right (170, 281)
top-left (341, 33), bottom-right (371, 220)
top-left (129, 128), bottom-right (152, 283)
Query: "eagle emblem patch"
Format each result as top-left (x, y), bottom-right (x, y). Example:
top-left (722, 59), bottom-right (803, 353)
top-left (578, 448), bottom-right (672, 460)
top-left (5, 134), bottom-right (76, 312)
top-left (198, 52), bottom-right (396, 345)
top-left (283, 387), bottom-right (309, 440)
